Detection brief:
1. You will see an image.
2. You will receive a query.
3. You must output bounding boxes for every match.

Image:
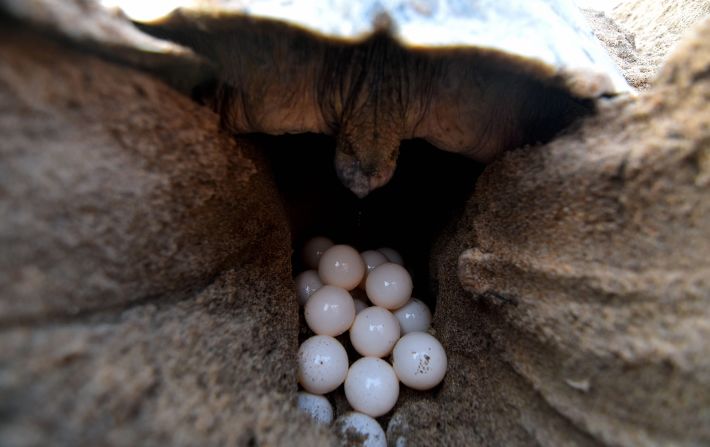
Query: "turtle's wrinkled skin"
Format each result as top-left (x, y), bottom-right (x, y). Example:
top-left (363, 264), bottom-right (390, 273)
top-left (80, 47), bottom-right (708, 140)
top-left (146, 19), bottom-right (592, 197)
top-left (141, 1), bottom-right (629, 197)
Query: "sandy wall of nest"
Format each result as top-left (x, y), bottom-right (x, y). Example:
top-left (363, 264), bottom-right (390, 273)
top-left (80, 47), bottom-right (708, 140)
top-left (0, 26), bottom-right (334, 446)
top-left (0, 7), bottom-right (709, 447)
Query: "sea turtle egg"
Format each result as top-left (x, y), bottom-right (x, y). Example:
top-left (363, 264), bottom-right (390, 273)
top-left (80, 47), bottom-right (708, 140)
top-left (304, 285), bottom-right (355, 336)
top-left (357, 249), bottom-right (388, 289)
top-left (349, 306), bottom-right (400, 357)
top-left (334, 412), bottom-right (387, 447)
top-left (361, 250), bottom-right (388, 273)
top-left (393, 298), bottom-right (432, 334)
top-left (353, 297), bottom-right (369, 314)
top-left (319, 244), bottom-right (366, 290)
top-left (377, 247), bottom-right (404, 266)
top-left (392, 332), bottom-right (447, 390)
top-left (303, 236), bottom-right (334, 269)
top-left (344, 357), bottom-right (399, 417)
top-left (296, 392), bottom-right (333, 425)
top-left (297, 335), bottom-right (349, 395)
top-left (365, 263), bottom-right (412, 310)
top-left (294, 270), bottom-right (323, 306)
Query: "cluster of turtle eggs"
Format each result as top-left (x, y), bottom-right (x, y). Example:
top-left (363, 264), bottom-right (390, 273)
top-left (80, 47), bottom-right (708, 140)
top-left (294, 237), bottom-right (447, 446)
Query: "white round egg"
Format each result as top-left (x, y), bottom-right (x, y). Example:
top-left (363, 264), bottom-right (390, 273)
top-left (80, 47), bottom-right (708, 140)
top-left (351, 288), bottom-right (370, 314)
top-left (303, 236), bottom-right (334, 269)
top-left (335, 412), bottom-right (387, 447)
top-left (297, 335), bottom-right (349, 395)
top-left (357, 250), bottom-right (388, 289)
top-left (297, 392), bottom-right (334, 425)
top-left (393, 298), bottom-right (432, 334)
top-left (377, 247), bottom-right (404, 266)
top-left (294, 270), bottom-right (323, 306)
top-left (319, 244), bottom-right (366, 290)
top-left (361, 250), bottom-right (388, 273)
top-left (344, 357), bottom-right (399, 417)
top-left (304, 285), bottom-right (355, 336)
top-left (353, 297), bottom-right (369, 314)
top-left (392, 332), bottom-right (447, 390)
top-left (365, 263), bottom-right (412, 310)
top-left (349, 307), bottom-right (400, 357)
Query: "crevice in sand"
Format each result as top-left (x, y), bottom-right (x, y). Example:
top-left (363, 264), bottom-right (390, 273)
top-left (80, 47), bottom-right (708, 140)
top-left (257, 133), bottom-right (485, 311)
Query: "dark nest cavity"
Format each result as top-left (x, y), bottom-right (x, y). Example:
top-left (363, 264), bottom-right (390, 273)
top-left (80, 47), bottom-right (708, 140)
top-left (257, 134), bottom-right (485, 311)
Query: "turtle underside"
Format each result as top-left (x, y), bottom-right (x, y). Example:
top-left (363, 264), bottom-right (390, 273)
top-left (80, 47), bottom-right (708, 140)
top-left (144, 15), bottom-right (598, 197)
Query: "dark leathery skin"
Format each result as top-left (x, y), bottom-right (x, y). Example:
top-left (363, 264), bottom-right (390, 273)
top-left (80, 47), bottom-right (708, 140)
top-left (142, 17), bottom-right (594, 197)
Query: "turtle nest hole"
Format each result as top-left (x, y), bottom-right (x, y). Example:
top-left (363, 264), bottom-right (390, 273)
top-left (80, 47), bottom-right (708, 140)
top-left (259, 133), bottom-right (484, 313)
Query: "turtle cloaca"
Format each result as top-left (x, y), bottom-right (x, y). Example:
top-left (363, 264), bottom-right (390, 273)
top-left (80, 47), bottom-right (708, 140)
top-left (136, 0), bottom-right (631, 197)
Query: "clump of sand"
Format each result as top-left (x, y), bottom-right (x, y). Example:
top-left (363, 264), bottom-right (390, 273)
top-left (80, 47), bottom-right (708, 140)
top-left (583, 0), bottom-right (709, 89)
